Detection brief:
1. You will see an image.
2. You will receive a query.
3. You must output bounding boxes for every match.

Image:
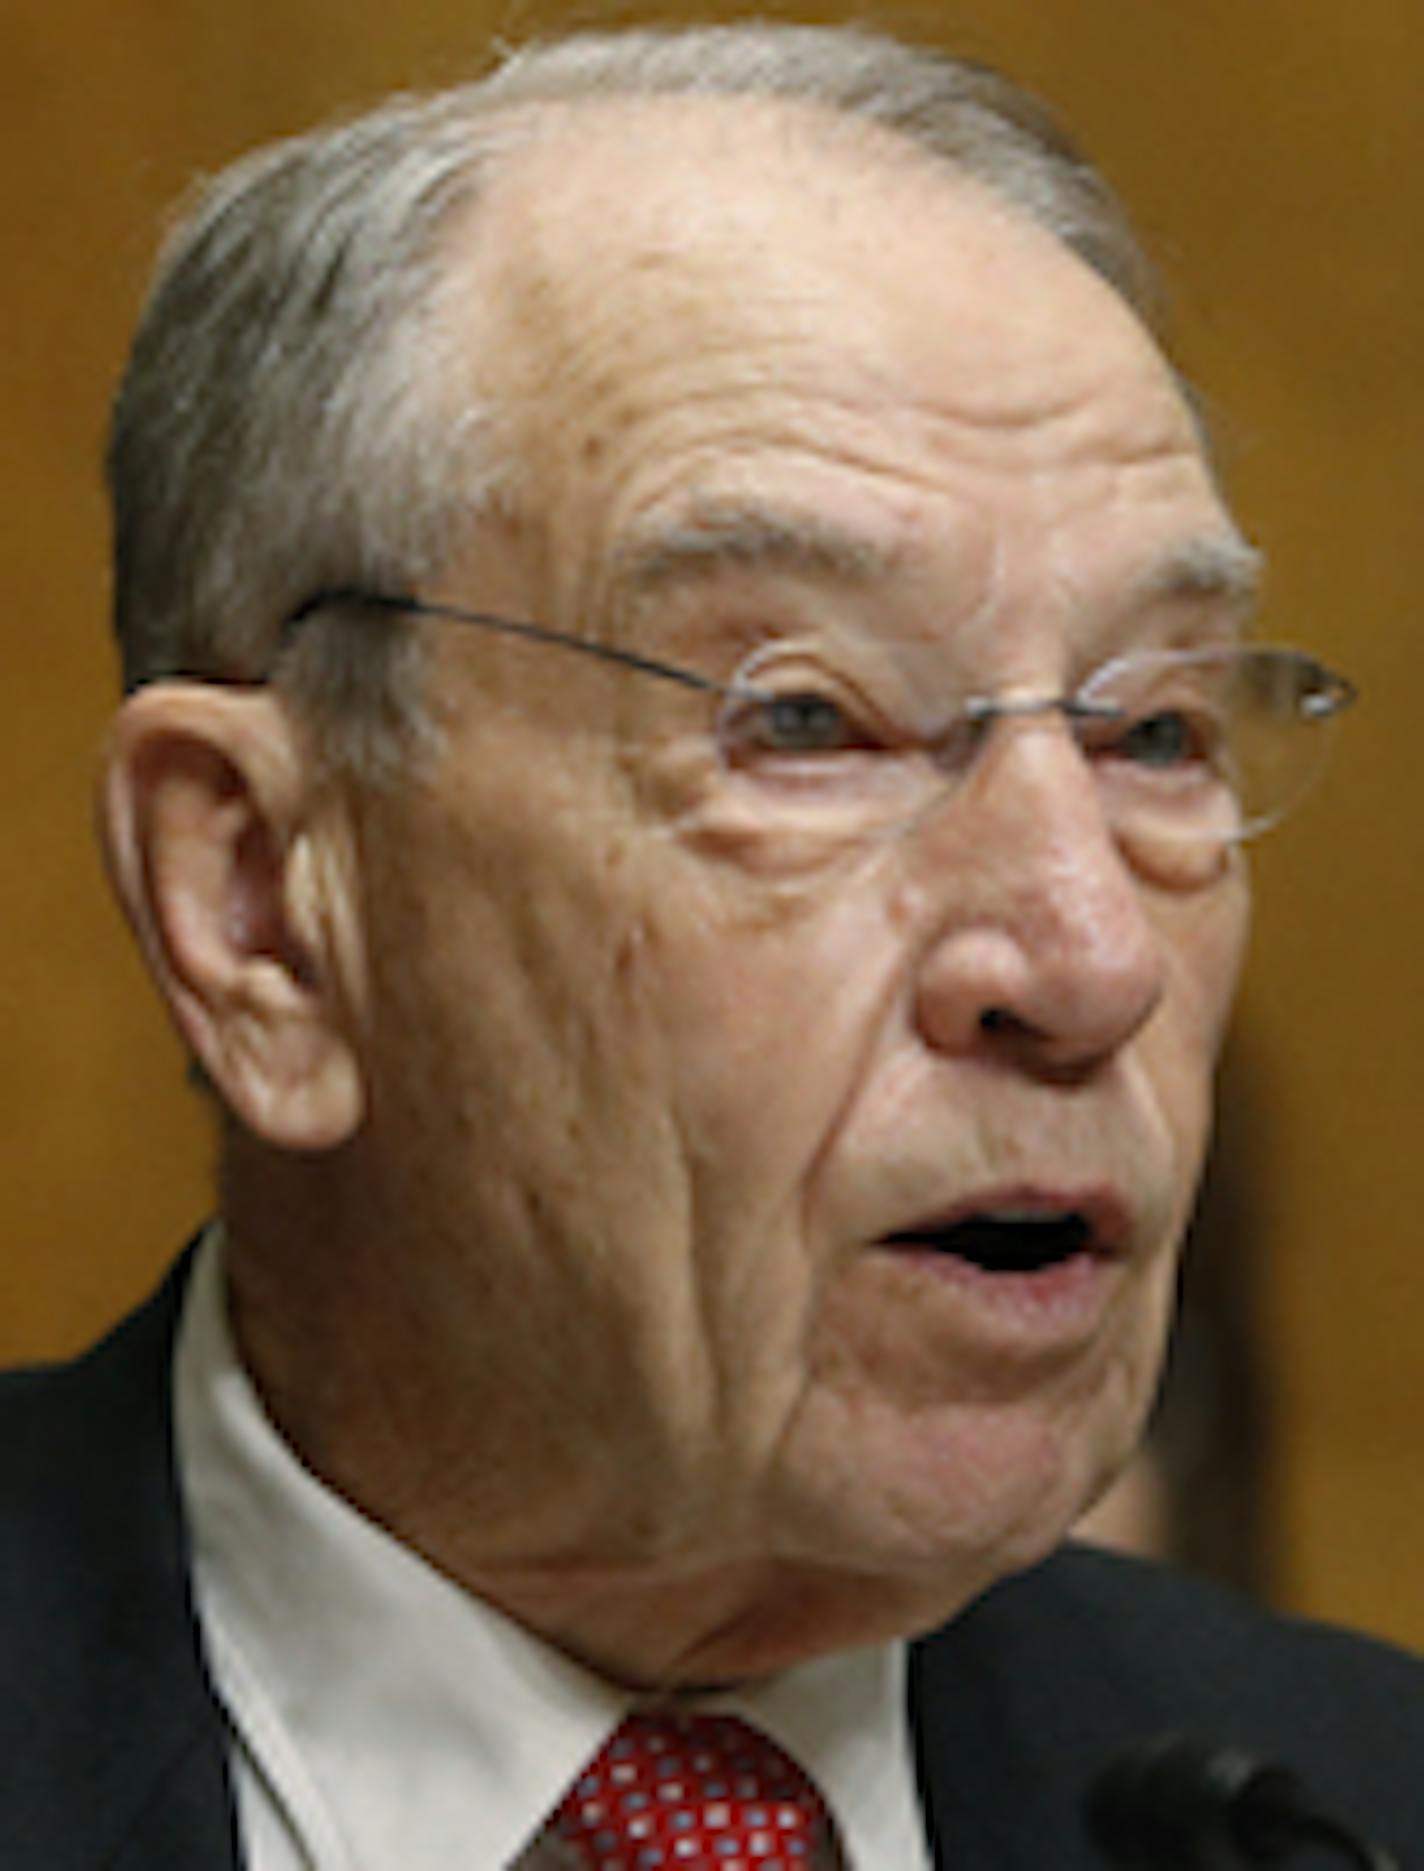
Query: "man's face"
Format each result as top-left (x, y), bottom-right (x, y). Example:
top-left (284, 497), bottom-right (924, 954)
top-left (334, 101), bottom-right (1249, 1670)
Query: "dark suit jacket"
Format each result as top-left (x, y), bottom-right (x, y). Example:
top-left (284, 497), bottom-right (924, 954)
top-left (6, 1258), bottom-right (1424, 1870)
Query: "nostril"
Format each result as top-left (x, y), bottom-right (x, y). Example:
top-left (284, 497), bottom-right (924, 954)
top-left (973, 1001), bottom-right (1109, 1087)
top-left (979, 1007), bottom-right (1019, 1036)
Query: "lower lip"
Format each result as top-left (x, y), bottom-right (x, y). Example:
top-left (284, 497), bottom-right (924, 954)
top-left (872, 1241), bottom-right (1121, 1346)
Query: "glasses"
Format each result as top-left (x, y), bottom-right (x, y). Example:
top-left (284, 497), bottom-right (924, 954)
top-left (284, 587), bottom-right (1357, 863)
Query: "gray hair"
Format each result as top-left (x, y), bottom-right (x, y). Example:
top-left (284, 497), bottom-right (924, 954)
top-left (107, 20), bottom-right (1157, 774)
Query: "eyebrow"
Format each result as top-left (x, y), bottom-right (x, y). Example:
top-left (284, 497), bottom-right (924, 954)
top-left (609, 498), bottom-right (903, 602)
top-left (1130, 534), bottom-right (1265, 610)
top-left (607, 501), bottom-right (1265, 636)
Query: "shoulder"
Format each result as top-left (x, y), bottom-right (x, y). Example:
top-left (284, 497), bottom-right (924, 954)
top-left (909, 1544), bottom-right (1424, 1868)
top-left (0, 1256), bottom-right (193, 1684)
top-left (914, 1540), bottom-right (1424, 1749)
top-left (942, 1540), bottom-right (1424, 1693)
top-left (0, 1256), bottom-right (240, 1869)
top-left (0, 1256), bottom-right (189, 1531)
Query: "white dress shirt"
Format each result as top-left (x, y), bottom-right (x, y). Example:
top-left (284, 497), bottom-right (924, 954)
top-left (174, 1231), bottom-right (933, 1870)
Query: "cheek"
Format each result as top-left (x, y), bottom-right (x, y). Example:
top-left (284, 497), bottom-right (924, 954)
top-left (1172, 860), bottom-right (1251, 1047)
top-left (637, 862), bottom-right (904, 1179)
top-left (1143, 865), bottom-right (1250, 1160)
top-left (621, 869), bottom-right (909, 1403)
top-left (353, 775), bottom-right (692, 1274)
top-left (354, 770), bottom-right (902, 1368)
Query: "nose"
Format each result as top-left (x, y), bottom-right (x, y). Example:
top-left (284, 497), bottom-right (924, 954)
top-left (908, 725), bottom-right (1167, 1077)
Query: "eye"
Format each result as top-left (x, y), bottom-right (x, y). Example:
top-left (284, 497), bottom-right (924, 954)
top-left (732, 689), bottom-right (866, 755)
top-left (716, 668), bottom-right (895, 771)
top-left (1110, 706), bottom-right (1220, 771)
top-left (1077, 654), bottom-right (1234, 782)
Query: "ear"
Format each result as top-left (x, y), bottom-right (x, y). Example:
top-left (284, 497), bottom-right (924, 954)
top-left (97, 683), bottom-right (365, 1150)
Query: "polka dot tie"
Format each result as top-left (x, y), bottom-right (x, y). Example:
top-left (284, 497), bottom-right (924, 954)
top-left (551, 1710), bottom-right (832, 1869)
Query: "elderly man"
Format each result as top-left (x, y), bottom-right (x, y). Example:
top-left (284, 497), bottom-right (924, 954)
top-left (5, 21), bottom-right (1422, 1871)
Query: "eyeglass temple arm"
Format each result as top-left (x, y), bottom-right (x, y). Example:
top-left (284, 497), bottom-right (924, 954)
top-left (282, 587), bottom-right (740, 698)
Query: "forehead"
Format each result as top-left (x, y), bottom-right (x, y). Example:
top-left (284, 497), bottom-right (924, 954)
top-left (452, 96), bottom-right (1229, 626)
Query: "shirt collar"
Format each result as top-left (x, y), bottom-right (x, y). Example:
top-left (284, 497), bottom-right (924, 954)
top-left (174, 1227), bottom-right (930, 1869)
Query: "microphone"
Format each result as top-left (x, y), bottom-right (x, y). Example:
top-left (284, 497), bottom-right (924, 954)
top-left (1084, 1733), bottom-right (1400, 1870)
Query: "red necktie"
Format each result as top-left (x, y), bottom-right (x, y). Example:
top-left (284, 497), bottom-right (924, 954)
top-left (551, 1710), bottom-right (832, 1868)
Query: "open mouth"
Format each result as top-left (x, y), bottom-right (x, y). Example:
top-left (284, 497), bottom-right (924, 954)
top-left (882, 1210), bottom-right (1095, 1275)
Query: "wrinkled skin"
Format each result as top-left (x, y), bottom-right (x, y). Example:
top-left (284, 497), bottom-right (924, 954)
top-left (188, 100), bottom-right (1251, 1688)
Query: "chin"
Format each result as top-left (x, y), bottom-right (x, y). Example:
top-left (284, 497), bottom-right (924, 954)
top-left (782, 1386), bottom-right (1144, 1615)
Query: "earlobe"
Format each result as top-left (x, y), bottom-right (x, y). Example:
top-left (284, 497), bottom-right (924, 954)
top-left (97, 684), bottom-right (365, 1150)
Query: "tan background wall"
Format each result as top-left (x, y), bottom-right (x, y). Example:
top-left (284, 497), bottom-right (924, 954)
top-left (3, 1), bottom-right (1421, 1644)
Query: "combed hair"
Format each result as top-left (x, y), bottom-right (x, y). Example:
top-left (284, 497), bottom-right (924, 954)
top-left (107, 20), bottom-right (1157, 774)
